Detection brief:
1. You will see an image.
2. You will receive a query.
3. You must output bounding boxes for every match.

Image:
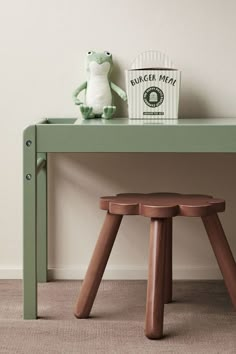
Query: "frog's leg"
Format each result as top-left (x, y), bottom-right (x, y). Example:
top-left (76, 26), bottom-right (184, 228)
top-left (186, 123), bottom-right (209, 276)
top-left (102, 106), bottom-right (116, 119)
top-left (80, 105), bottom-right (95, 119)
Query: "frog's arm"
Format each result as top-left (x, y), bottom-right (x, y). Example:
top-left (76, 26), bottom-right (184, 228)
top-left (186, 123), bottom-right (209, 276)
top-left (110, 82), bottom-right (127, 101)
top-left (72, 81), bottom-right (87, 105)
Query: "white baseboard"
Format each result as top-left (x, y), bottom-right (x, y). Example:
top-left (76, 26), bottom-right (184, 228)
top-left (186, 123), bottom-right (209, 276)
top-left (0, 268), bottom-right (23, 279)
top-left (0, 265), bottom-right (222, 280)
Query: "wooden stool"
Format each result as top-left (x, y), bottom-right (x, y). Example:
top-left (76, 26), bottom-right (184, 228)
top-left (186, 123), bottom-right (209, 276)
top-left (74, 193), bottom-right (236, 339)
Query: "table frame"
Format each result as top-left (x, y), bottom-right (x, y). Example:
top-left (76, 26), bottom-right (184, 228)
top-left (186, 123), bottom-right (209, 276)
top-left (23, 117), bottom-right (236, 319)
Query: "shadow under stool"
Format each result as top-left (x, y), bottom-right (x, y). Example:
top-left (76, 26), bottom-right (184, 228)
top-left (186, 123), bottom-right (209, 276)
top-left (74, 193), bottom-right (236, 339)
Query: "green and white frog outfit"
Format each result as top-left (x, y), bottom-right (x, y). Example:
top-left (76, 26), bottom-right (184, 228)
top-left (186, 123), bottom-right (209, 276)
top-left (73, 51), bottom-right (127, 119)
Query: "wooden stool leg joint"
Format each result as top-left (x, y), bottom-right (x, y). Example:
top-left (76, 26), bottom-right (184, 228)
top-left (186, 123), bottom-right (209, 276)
top-left (145, 218), bottom-right (167, 339)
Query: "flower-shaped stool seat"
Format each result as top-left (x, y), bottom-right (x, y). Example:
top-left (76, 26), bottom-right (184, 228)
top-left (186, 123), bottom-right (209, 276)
top-left (100, 193), bottom-right (225, 217)
top-left (75, 193), bottom-right (236, 340)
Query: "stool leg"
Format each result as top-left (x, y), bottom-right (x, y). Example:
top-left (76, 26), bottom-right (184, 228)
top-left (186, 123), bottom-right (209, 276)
top-left (202, 213), bottom-right (236, 308)
top-left (145, 218), bottom-right (167, 339)
top-left (164, 218), bottom-right (172, 304)
top-left (74, 212), bottom-right (122, 318)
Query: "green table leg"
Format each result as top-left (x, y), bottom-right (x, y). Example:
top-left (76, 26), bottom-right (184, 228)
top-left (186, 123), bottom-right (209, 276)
top-left (37, 153), bottom-right (48, 283)
top-left (23, 125), bottom-right (37, 319)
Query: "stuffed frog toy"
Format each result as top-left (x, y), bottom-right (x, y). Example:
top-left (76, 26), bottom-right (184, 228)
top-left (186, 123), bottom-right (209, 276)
top-left (73, 51), bottom-right (127, 119)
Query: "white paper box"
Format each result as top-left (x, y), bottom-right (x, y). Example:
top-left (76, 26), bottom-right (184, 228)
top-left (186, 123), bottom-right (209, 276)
top-left (125, 51), bottom-right (181, 119)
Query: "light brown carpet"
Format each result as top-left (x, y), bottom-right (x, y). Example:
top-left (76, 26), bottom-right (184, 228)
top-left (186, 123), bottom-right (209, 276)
top-left (0, 280), bottom-right (235, 354)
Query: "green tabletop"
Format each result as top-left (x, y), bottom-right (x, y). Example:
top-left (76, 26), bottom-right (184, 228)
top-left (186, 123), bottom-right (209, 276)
top-left (36, 118), bottom-right (236, 153)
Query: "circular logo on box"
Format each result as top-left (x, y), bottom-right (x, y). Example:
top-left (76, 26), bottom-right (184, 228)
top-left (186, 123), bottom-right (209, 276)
top-left (143, 87), bottom-right (164, 107)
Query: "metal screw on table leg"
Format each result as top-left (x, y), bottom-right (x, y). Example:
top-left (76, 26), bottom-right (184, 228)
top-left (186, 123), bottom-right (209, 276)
top-left (26, 140), bottom-right (32, 147)
top-left (26, 174), bottom-right (32, 180)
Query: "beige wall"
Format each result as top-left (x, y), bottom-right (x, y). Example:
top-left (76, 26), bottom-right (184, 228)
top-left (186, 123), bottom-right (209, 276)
top-left (0, 0), bottom-right (236, 279)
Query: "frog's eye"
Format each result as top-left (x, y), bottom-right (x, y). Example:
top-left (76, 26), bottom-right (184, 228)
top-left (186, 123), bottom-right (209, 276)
top-left (87, 51), bottom-right (93, 56)
top-left (104, 51), bottom-right (111, 56)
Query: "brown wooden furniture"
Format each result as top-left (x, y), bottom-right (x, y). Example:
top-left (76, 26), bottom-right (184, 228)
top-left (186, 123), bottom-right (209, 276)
top-left (74, 193), bottom-right (236, 339)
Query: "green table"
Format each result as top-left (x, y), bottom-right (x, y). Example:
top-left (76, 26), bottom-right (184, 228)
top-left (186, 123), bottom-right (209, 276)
top-left (23, 117), bottom-right (236, 319)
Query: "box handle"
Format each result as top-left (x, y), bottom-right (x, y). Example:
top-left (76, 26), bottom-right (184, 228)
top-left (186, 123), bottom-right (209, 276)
top-left (131, 50), bottom-right (174, 70)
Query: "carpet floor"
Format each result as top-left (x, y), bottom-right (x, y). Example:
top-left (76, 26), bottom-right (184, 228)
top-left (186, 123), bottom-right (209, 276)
top-left (0, 280), bottom-right (235, 354)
